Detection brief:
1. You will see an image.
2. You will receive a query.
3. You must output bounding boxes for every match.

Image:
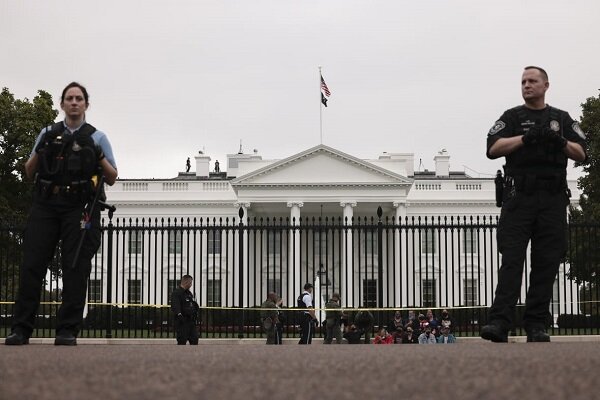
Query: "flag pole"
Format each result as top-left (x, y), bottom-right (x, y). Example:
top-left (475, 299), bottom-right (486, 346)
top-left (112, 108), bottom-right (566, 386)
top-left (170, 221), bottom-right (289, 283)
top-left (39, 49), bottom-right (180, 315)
top-left (319, 66), bottom-right (323, 144)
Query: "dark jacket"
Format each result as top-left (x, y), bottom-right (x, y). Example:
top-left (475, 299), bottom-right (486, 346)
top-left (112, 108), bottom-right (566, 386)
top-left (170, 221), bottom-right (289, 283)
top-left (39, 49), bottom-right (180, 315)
top-left (171, 287), bottom-right (199, 319)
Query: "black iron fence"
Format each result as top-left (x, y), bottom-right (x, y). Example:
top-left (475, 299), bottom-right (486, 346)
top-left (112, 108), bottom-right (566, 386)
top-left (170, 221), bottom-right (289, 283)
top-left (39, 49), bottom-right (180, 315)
top-left (1, 208), bottom-right (599, 339)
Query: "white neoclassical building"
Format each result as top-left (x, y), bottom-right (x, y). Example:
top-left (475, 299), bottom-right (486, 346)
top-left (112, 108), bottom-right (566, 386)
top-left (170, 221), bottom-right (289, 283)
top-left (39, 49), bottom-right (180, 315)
top-left (96, 145), bottom-right (581, 319)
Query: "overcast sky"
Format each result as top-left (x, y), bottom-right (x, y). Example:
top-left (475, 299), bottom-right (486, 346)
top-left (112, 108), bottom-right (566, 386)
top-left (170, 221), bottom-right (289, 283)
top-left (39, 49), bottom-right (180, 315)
top-left (2, 0), bottom-right (598, 180)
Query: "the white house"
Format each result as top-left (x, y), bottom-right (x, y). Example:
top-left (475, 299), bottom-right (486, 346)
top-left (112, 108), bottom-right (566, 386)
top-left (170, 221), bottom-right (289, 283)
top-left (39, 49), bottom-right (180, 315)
top-left (94, 144), bottom-right (581, 320)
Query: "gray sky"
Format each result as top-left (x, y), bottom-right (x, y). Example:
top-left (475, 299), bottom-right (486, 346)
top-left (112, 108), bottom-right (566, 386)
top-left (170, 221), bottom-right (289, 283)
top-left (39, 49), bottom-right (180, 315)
top-left (2, 0), bottom-right (598, 180)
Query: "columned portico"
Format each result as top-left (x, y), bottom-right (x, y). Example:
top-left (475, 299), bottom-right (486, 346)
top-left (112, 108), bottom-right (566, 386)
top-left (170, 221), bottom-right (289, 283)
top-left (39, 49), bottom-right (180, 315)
top-left (287, 201), bottom-right (303, 306)
top-left (340, 201), bottom-right (356, 307)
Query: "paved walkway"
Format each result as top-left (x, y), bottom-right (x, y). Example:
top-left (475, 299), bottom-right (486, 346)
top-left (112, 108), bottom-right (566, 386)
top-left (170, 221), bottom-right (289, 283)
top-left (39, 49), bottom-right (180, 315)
top-left (1, 339), bottom-right (599, 400)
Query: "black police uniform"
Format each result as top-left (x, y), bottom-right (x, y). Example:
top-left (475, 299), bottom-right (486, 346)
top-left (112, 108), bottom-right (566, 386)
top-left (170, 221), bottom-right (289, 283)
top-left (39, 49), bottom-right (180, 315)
top-left (485, 105), bottom-right (587, 336)
top-left (10, 122), bottom-right (104, 343)
top-left (297, 291), bottom-right (315, 344)
top-left (171, 287), bottom-right (200, 345)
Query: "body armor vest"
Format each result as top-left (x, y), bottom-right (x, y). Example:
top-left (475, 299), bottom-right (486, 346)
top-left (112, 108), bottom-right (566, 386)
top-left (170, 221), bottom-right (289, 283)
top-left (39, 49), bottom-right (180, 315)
top-left (506, 105), bottom-right (567, 175)
top-left (36, 122), bottom-right (99, 201)
top-left (37, 122), bottom-right (99, 188)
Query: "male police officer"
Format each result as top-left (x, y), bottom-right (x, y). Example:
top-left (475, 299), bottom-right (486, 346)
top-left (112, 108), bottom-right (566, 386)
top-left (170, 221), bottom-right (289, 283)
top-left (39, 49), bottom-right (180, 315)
top-left (298, 283), bottom-right (318, 344)
top-left (482, 66), bottom-right (586, 343)
top-left (6, 82), bottom-right (118, 346)
top-left (171, 275), bottom-right (200, 345)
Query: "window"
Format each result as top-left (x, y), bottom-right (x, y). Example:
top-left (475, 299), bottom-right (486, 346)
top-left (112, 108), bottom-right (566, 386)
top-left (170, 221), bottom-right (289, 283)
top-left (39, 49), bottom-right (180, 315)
top-left (268, 232), bottom-right (282, 258)
top-left (208, 230), bottom-right (221, 255)
top-left (88, 279), bottom-right (102, 303)
top-left (207, 279), bottom-right (221, 307)
top-left (267, 279), bottom-right (281, 296)
top-left (421, 229), bottom-right (436, 254)
top-left (314, 231), bottom-right (328, 260)
top-left (362, 279), bottom-right (377, 308)
top-left (422, 279), bottom-right (436, 307)
top-left (462, 230), bottom-right (478, 254)
top-left (360, 230), bottom-right (378, 256)
top-left (168, 230), bottom-right (182, 255)
top-left (128, 279), bottom-right (142, 305)
top-left (168, 279), bottom-right (179, 298)
top-left (128, 231), bottom-right (143, 255)
top-left (463, 278), bottom-right (478, 306)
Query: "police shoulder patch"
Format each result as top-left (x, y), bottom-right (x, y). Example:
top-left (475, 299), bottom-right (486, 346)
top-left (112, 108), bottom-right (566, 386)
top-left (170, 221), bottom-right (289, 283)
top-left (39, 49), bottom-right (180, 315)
top-left (572, 122), bottom-right (586, 140)
top-left (488, 120), bottom-right (505, 136)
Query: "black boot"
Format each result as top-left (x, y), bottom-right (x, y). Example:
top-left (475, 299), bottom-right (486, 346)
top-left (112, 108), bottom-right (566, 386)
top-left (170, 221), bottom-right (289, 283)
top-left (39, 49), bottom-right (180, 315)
top-left (526, 328), bottom-right (550, 342)
top-left (5, 331), bottom-right (30, 345)
top-left (54, 332), bottom-right (77, 346)
top-left (481, 323), bottom-right (508, 343)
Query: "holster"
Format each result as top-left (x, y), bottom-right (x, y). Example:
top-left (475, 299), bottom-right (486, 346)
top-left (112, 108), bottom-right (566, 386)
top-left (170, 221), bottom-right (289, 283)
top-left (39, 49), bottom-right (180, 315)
top-left (494, 170), bottom-right (503, 207)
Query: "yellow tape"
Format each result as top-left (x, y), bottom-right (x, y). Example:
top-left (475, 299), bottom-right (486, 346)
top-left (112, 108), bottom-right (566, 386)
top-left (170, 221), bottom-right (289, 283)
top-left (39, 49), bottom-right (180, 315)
top-left (1, 301), bottom-right (599, 311)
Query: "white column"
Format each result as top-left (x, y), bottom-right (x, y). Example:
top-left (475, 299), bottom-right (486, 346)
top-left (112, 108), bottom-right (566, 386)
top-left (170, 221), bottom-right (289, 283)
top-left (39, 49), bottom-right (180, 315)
top-left (234, 202), bottom-right (251, 307)
top-left (393, 201), bottom-right (407, 307)
top-left (287, 201), bottom-right (303, 306)
top-left (340, 201), bottom-right (356, 307)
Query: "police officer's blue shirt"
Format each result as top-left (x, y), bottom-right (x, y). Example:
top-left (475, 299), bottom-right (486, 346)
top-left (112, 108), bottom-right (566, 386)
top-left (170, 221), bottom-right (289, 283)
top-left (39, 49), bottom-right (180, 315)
top-left (30, 120), bottom-right (118, 169)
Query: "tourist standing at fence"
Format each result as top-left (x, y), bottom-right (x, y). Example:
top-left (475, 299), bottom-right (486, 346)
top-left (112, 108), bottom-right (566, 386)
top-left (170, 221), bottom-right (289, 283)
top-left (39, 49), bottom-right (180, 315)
top-left (298, 283), bottom-right (317, 344)
top-left (324, 293), bottom-right (343, 344)
top-left (439, 309), bottom-right (454, 333)
top-left (261, 292), bottom-right (280, 345)
top-left (171, 275), bottom-right (200, 345)
top-left (482, 66), bottom-right (587, 343)
top-left (6, 82), bottom-right (118, 346)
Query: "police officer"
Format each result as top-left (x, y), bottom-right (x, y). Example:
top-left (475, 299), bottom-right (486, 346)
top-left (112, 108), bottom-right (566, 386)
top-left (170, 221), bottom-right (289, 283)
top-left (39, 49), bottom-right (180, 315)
top-left (298, 283), bottom-right (318, 344)
top-left (171, 275), bottom-right (200, 345)
top-left (482, 66), bottom-right (587, 343)
top-left (261, 292), bottom-right (280, 345)
top-left (5, 82), bottom-right (118, 346)
top-left (324, 293), bottom-right (343, 344)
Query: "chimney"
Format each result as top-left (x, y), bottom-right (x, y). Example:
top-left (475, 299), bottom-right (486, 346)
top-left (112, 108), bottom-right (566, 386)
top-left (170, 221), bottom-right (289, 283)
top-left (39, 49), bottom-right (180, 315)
top-left (195, 154), bottom-right (211, 178)
top-left (434, 149), bottom-right (450, 177)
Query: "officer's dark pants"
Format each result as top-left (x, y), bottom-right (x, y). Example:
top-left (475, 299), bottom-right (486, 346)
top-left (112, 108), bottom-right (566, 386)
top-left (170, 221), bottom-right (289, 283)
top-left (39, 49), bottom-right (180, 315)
top-left (175, 317), bottom-right (199, 345)
top-left (264, 325), bottom-right (277, 345)
top-left (298, 314), bottom-right (313, 344)
top-left (11, 196), bottom-right (101, 338)
top-left (324, 321), bottom-right (342, 344)
top-left (275, 323), bottom-right (283, 344)
top-left (489, 189), bottom-right (568, 331)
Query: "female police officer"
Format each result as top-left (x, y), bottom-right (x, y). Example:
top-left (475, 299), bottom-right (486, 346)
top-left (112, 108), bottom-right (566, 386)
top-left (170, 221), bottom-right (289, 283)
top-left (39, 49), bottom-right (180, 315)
top-left (6, 82), bottom-right (118, 345)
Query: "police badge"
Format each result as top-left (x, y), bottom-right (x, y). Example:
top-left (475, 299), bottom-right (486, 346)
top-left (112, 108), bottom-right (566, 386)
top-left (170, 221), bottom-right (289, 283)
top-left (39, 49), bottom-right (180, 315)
top-left (550, 120), bottom-right (560, 132)
top-left (488, 120), bottom-right (506, 136)
top-left (572, 122), bottom-right (586, 140)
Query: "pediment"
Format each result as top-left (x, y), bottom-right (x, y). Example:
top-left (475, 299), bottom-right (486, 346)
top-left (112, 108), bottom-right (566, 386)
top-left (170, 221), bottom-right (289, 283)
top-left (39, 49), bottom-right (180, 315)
top-left (231, 145), bottom-right (412, 187)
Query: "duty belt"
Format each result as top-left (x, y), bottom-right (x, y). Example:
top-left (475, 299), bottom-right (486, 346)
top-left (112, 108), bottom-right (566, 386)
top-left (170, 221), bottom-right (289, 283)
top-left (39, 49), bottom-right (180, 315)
top-left (36, 179), bottom-right (91, 198)
top-left (508, 174), bottom-right (566, 194)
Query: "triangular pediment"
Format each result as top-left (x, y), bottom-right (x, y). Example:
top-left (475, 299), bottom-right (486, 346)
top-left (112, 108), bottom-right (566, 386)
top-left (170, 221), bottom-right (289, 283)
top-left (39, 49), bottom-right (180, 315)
top-left (231, 145), bottom-right (412, 187)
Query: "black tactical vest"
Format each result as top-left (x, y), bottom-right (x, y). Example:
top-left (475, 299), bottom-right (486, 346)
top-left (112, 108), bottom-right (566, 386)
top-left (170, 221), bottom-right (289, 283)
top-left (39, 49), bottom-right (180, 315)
top-left (36, 122), bottom-right (99, 187)
top-left (506, 105), bottom-right (567, 175)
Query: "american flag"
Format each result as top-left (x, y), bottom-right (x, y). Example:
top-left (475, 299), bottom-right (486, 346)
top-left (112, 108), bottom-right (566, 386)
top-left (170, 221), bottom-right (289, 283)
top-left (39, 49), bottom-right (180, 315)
top-left (320, 75), bottom-right (331, 97)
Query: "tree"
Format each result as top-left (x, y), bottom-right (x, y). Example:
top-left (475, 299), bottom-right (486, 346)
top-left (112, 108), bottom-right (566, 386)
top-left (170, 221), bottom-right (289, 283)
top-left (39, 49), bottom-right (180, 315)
top-left (0, 87), bottom-right (57, 307)
top-left (567, 92), bottom-right (600, 315)
top-left (0, 87), bottom-right (58, 217)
